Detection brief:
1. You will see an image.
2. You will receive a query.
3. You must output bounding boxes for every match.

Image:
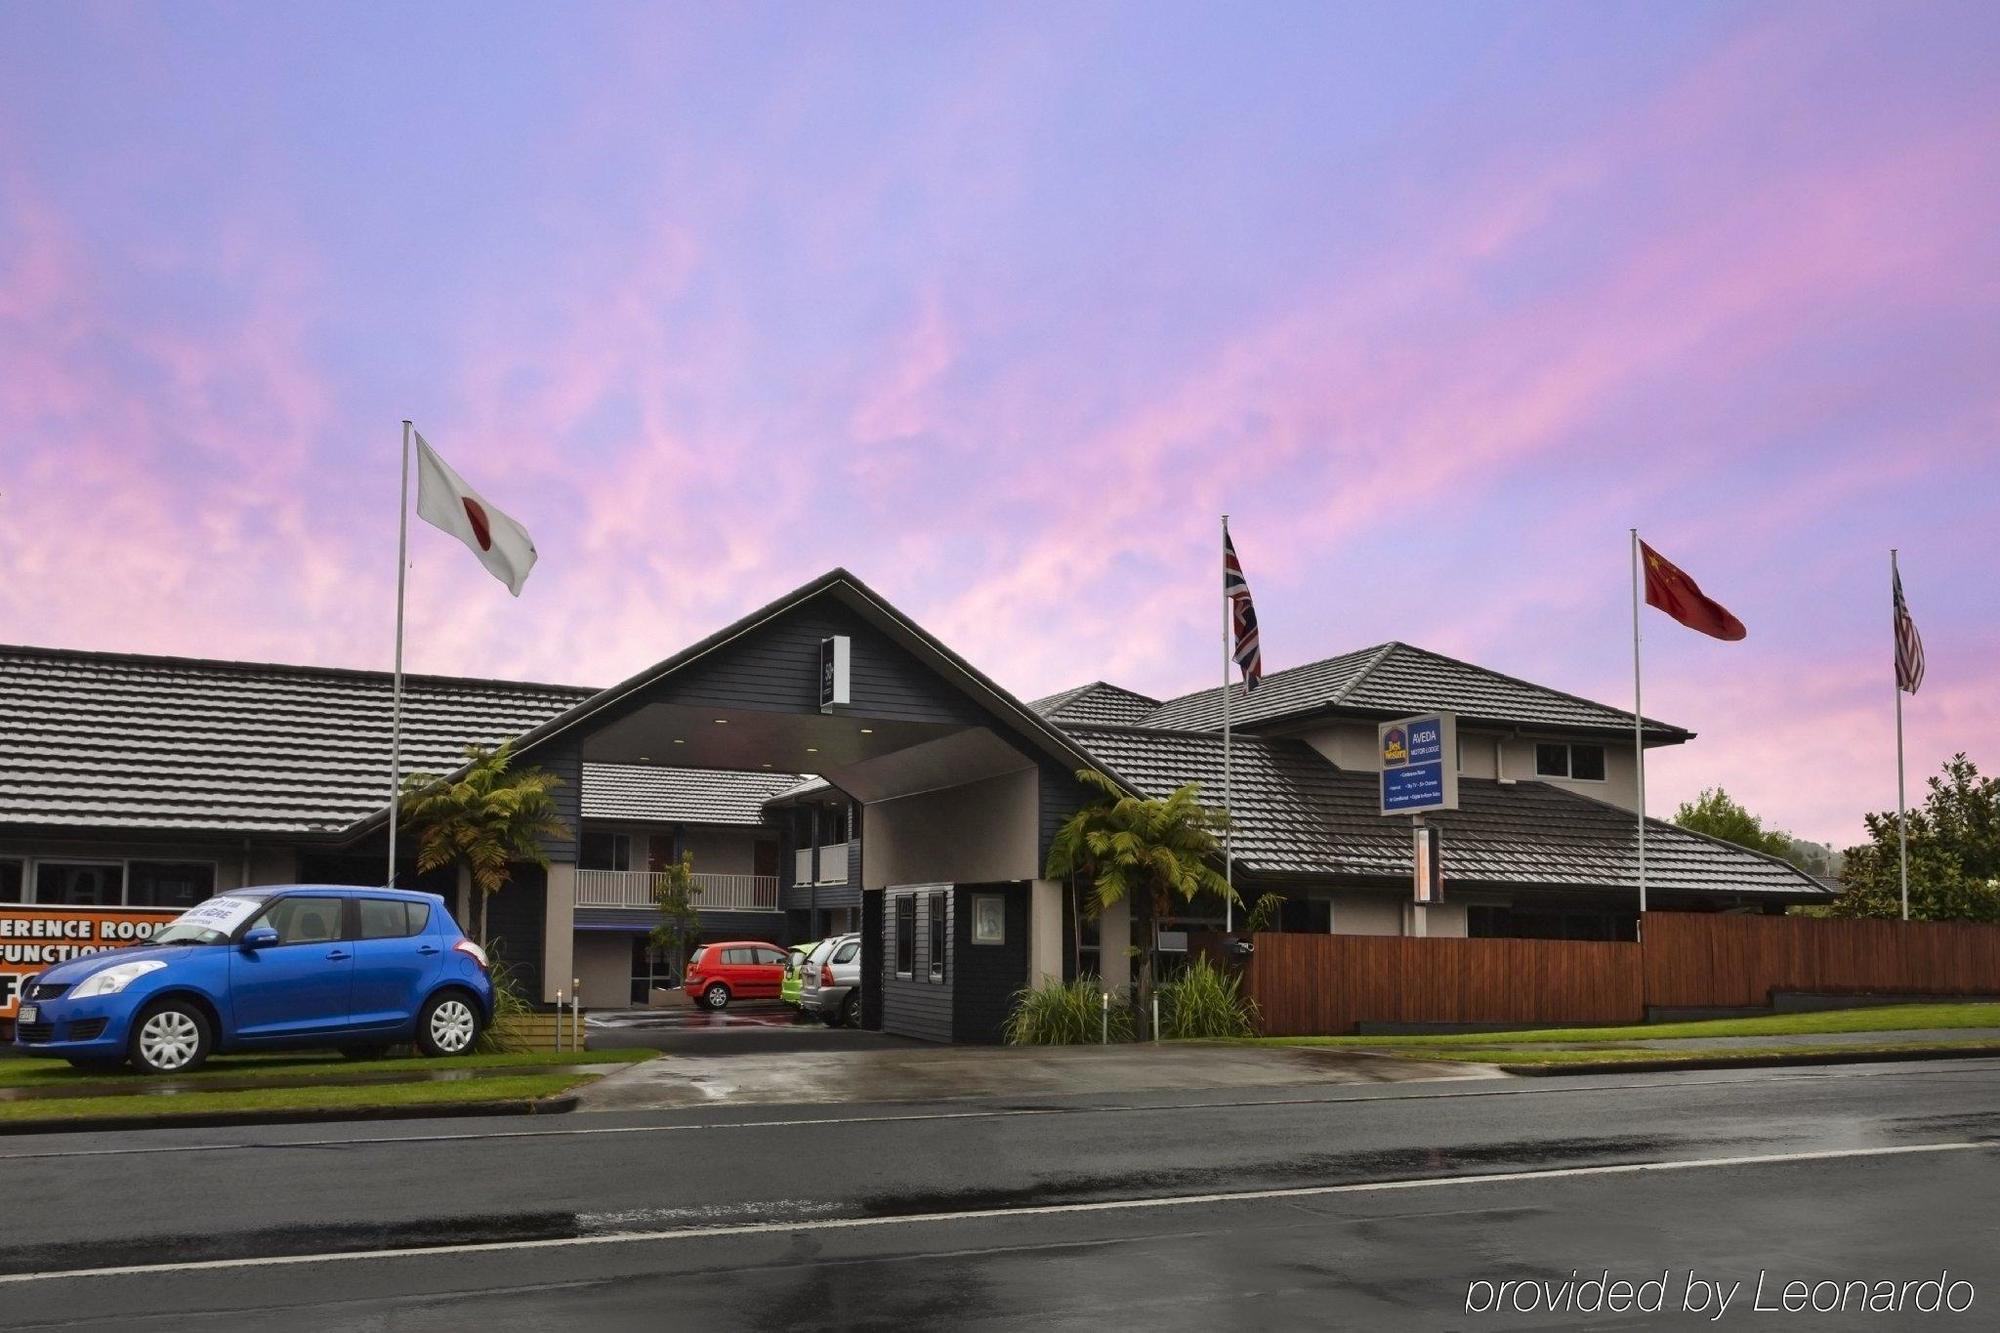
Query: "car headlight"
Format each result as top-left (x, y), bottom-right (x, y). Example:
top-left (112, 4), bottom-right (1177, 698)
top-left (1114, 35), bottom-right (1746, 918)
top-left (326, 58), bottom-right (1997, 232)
top-left (69, 960), bottom-right (168, 999)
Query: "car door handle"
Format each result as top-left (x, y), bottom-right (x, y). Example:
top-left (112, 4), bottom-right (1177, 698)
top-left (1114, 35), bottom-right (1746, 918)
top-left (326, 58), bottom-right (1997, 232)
top-left (417, 945), bottom-right (440, 956)
top-left (326, 949), bottom-right (351, 961)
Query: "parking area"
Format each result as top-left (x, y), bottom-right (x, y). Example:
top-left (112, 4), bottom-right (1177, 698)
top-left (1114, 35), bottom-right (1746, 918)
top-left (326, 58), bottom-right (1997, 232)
top-left (584, 1001), bottom-right (914, 1056)
top-left (574, 1038), bottom-right (1501, 1111)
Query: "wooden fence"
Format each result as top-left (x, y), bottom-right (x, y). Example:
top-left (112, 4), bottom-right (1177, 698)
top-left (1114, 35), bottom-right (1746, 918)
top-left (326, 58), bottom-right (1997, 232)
top-left (1229, 912), bottom-right (2000, 1036)
top-left (1642, 912), bottom-right (2000, 1009)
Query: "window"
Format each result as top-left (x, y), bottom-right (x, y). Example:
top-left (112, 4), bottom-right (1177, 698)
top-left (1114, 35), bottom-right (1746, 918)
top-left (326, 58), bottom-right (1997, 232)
top-left (928, 892), bottom-right (947, 981)
top-left (1570, 745), bottom-right (1607, 782)
top-left (894, 896), bottom-right (916, 976)
top-left (823, 807), bottom-right (848, 845)
top-left (630, 940), bottom-right (680, 1004)
top-left (753, 946), bottom-right (787, 967)
top-left (34, 862), bottom-right (124, 906)
top-left (128, 861), bottom-right (215, 909)
top-left (0, 861), bottom-right (21, 904)
top-left (357, 898), bottom-right (427, 939)
top-left (723, 946), bottom-right (755, 966)
top-left (255, 896), bottom-right (343, 945)
top-left (1535, 743), bottom-right (1607, 781)
top-left (832, 940), bottom-right (860, 965)
top-left (580, 831), bottom-right (631, 871)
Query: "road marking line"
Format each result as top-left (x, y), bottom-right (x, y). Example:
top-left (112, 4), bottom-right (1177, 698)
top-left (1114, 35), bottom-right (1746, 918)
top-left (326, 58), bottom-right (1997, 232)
top-left (0, 1141), bottom-right (1984, 1285)
top-left (4, 1058), bottom-right (1998, 1162)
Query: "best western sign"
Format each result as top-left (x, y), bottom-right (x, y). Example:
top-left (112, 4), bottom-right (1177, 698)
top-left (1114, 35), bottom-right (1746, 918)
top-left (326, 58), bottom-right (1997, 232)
top-left (0, 908), bottom-right (179, 1018)
top-left (1379, 711), bottom-right (1459, 817)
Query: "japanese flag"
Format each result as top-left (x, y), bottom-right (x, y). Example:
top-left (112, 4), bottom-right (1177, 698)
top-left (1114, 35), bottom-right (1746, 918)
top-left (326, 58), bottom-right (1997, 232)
top-left (414, 431), bottom-right (538, 596)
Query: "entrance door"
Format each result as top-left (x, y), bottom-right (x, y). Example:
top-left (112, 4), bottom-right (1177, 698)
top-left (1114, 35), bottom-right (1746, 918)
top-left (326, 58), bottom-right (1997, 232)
top-left (753, 840), bottom-right (778, 878)
top-left (648, 835), bottom-right (675, 873)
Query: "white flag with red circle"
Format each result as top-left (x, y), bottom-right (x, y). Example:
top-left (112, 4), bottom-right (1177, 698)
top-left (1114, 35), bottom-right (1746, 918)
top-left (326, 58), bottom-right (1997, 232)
top-left (413, 431), bottom-right (538, 596)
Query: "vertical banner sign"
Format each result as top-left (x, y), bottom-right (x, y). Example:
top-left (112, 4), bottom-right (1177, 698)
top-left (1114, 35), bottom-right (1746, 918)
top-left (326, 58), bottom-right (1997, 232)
top-left (819, 635), bottom-right (851, 714)
top-left (1379, 712), bottom-right (1460, 816)
top-left (1413, 824), bottom-right (1445, 904)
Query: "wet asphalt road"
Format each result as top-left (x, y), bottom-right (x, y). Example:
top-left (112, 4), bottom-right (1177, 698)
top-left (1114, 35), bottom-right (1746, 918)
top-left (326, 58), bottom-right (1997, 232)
top-left (4, 1058), bottom-right (2000, 1329)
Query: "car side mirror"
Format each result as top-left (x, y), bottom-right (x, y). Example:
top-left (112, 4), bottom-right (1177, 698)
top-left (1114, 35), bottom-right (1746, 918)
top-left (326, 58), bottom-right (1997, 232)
top-left (241, 925), bottom-right (280, 950)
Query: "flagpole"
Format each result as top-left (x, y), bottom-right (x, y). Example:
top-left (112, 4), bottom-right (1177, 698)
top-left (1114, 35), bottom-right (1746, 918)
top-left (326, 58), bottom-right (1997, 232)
top-left (1893, 548), bottom-right (1909, 922)
top-left (1631, 528), bottom-right (1647, 918)
top-left (1222, 513), bottom-right (1234, 933)
top-left (386, 420), bottom-right (413, 888)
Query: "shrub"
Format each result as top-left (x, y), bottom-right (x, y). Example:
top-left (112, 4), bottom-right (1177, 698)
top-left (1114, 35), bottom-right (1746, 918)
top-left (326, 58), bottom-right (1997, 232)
top-left (1156, 954), bottom-right (1258, 1039)
top-left (478, 937), bottom-right (534, 1053)
top-left (1004, 975), bottom-right (1135, 1045)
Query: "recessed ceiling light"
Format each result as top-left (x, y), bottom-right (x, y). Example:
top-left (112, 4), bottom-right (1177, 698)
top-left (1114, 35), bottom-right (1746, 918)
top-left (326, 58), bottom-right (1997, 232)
top-left (714, 718), bottom-right (728, 724)
top-left (638, 756), bottom-right (651, 762)
top-left (761, 762), bottom-right (772, 768)
top-left (805, 747), bottom-right (818, 753)
top-left (860, 727), bottom-right (874, 734)
top-left (673, 738), bottom-right (685, 745)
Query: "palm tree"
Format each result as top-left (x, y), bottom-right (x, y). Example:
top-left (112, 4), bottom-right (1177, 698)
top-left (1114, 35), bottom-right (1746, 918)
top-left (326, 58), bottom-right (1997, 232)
top-left (398, 742), bottom-right (567, 945)
top-left (1045, 768), bottom-right (1235, 1016)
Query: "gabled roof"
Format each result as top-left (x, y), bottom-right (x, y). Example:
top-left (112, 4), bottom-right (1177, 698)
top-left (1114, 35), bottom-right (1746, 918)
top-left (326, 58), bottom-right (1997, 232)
top-left (1027, 680), bottom-right (1161, 727)
top-left (582, 764), bottom-right (804, 826)
top-left (1142, 641), bottom-right (1688, 741)
top-left (1062, 724), bottom-right (1824, 899)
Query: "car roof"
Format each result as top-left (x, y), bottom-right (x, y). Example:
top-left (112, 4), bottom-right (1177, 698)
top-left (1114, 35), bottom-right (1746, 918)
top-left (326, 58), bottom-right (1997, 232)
top-left (701, 940), bottom-right (784, 949)
top-left (227, 884), bottom-right (443, 903)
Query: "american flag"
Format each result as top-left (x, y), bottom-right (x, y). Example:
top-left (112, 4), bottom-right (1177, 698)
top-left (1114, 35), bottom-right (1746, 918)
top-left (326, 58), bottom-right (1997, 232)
top-left (1894, 567), bottom-right (1925, 694)
top-left (1224, 530), bottom-right (1262, 691)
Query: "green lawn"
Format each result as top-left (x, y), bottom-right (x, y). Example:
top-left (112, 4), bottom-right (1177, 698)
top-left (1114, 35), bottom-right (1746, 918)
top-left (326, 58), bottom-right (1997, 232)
top-left (1342, 1038), bottom-right (2000, 1068)
top-left (0, 1046), bottom-right (653, 1090)
top-left (0, 1071), bottom-right (597, 1123)
top-left (1250, 1001), bottom-right (2000, 1050)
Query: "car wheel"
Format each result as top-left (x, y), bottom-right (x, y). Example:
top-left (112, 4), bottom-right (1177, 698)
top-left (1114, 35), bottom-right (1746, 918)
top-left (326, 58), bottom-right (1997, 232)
top-left (702, 983), bottom-right (730, 1011)
top-left (415, 992), bottom-right (481, 1057)
top-left (129, 1000), bottom-right (211, 1076)
top-left (339, 1045), bottom-right (394, 1061)
top-left (837, 992), bottom-right (860, 1029)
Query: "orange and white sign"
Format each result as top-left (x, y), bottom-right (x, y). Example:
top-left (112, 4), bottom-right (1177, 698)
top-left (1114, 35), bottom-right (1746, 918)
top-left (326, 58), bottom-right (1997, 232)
top-left (1, 908), bottom-right (179, 1018)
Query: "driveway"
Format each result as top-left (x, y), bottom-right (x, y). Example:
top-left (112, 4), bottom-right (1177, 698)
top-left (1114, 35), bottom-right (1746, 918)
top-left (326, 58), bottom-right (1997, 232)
top-left (585, 1002), bottom-right (919, 1056)
top-left (574, 1040), bottom-right (1499, 1111)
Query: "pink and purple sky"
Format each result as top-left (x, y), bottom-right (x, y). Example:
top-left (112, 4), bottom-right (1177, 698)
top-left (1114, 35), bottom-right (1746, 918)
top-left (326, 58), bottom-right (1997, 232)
top-left (2, 3), bottom-right (1996, 847)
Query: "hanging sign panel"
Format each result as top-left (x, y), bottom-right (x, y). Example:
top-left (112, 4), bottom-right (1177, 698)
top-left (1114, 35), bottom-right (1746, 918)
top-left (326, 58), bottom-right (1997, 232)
top-left (1379, 711), bottom-right (1459, 816)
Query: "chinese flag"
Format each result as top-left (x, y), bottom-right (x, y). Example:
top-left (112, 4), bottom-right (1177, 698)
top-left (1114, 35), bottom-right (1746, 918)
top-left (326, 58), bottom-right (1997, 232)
top-left (1641, 541), bottom-right (1746, 640)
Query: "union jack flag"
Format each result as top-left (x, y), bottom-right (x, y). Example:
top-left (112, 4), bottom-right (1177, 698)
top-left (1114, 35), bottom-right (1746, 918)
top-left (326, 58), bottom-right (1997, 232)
top-left (1894, 567), bottom-right (1925, 694)
top-left (1224, 530), bottom-right (1262, 691)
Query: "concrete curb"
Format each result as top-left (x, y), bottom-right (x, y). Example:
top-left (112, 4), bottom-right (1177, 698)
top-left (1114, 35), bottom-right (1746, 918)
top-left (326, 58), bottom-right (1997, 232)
top-left (1497, 1045), bottom-right (2000, 1077)
top-left (0, 1092), bottom-right (581, 1136)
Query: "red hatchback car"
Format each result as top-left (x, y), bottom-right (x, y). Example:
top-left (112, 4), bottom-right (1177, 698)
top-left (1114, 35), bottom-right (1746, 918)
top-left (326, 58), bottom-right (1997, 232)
top-left (683, 941), bottom-right (789, 1010)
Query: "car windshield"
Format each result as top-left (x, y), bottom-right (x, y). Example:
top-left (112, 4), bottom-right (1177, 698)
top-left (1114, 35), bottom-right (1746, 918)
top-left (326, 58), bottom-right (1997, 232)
top-left (149, 895), bottom-right (266, 946)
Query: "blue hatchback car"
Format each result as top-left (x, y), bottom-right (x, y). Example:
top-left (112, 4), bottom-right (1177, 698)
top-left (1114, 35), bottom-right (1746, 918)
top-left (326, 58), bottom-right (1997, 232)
top-left (11, 885), bottom-right (495, 1074)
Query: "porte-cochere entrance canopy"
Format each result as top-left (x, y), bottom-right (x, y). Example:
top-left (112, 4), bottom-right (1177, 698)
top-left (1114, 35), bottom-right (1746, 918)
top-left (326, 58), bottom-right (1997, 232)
top-left (339, 569), bottom-right (1100, 1016)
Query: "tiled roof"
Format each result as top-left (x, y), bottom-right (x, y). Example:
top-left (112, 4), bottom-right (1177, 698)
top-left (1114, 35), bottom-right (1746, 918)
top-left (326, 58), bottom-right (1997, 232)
top-left (0, 645), bottom-right (783, 837)
top-left (1027, 681), bottom-right (1161, 726)
top-left (584, 764), bottom-right (804, 825)
top-left (1062, 725), bottom-right (1824, 899)
top-left (1141, 641), bottom-right (1687, 739)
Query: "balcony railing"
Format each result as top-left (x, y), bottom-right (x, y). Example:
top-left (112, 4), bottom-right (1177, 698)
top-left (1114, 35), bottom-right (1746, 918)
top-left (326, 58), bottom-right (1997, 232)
top-left (573, 869), bottom-right (780, 912)
top-left (793, 840), bottom-right (855, 886)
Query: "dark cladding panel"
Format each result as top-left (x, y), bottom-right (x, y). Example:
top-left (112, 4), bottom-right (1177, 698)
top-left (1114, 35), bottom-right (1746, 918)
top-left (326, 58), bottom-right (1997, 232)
top-left (878, 885), bottom-right (953, 1042)
top-left (484, 864), bottom-right (547, 1002)
top-left (649, 601), bottom-right (989, 727)
top-left (952, 882), bottom-right (1029, 1044)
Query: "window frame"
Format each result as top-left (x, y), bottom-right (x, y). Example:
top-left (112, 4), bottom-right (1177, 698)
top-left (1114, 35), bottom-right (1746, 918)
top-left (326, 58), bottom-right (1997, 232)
top-left (894, 895), bottom-right (916, 978)
top-left (927, 892), bottom-right (947, 982)
top-left (126, 860), bottom-right (218, 909)
top-left (355, 896), bottom-right (427, 940)
top-left (31, 860), bottom-right (127, 908)
top-left (1534, 742), bottom-right (1607, 784)
top-left (579, 830), bottom-right (632, 872)
top-left (250, 895), bottom-right (347, 947)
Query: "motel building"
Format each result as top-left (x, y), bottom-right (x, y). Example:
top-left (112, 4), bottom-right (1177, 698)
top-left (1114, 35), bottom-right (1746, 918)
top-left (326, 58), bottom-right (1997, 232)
top-left (0, 569), bottom-right (1830, 1042)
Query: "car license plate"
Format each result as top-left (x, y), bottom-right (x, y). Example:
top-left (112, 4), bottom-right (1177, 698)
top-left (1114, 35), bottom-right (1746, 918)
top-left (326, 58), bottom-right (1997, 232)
top-left (16, 1005), bottom-right (36, 1024)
